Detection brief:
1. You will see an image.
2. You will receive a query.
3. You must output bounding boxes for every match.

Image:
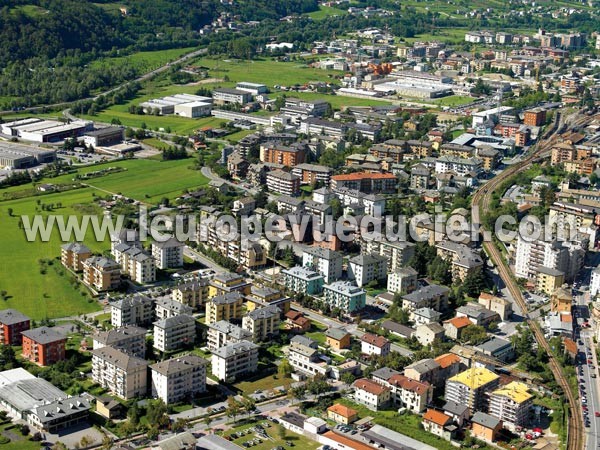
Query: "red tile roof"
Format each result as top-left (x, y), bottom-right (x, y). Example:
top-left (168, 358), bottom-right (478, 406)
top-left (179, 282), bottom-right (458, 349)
top-left (327, 404), bottom-right (358, 418)
top-left (387, 374), bottom-right (430, 394)
top-left (353, 378), bottom-right (389, 395)
top-left (361, 333), bottom-right (389, 348)
top-left (445, 316), bottom-right (472, 329)
top-left (332, 172), bottom-right (397, 181)
top-left (435, 353), bottom-right (461, 369)
top-left (423, 409), bottom-right (453, 427)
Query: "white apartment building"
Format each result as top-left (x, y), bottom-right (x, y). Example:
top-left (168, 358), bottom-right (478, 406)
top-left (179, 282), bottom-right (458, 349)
top-left (302, 247), bottom-right (343, 283)
top-left (92, 325), bottom-right (147, 358)
top-left (153, 314), bottom-right (196, 353)
top-left (288, 335), bottom-right (329, 376)
top-left (363, 238), bottom-right (416, 271)
top-left (360, 333), bottom-right (391, 356)
top-left (206, 320), bottom-right (252, 351)
top-left (323, 281), bottom-right (366, 313)
top-left (127, 252), bottom-right (156, 284)
top-left (90, 347), bottom-right (148, 400)
top-left (591, 266), bottom-right (600, 298)
top-left (281, 266), bottom-right (325, 295)
top-left (348, 254), bottom-right (387, 287)
top-left (372, 372), bottom-right (432, 413)
top-left (242, 305), bottom-right (281, 341)
top-left (387, 267), bottom-right (418, 294)
top-left (333, 188), bottom-right (386, 216)
top-left (171, 279), bottom-right (209, 309)
top-left (435, 156), bottom-right (483, 176)
top-left (352, 378), bottom-right (391, 411)
top-left (488, 382), bottom-right (533, 430)
top-left (211, 341), bottom-right (259, 382)
top-left (152, 238), bottom-right (184, 269)
top-left (150, 355), bottom-right (207, 404)
top-left (155, 298), bottom-right (194, 320)
top-left (111, 294), bottom-right (154, 327)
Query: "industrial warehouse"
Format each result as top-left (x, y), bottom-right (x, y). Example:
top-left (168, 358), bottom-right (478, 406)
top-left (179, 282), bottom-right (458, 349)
top-left (1, 118), bottom-right (92, 143)
top-left (139, 93), bottom-right (213, 117)
top-left (0, 141), bottom-right (56, 169)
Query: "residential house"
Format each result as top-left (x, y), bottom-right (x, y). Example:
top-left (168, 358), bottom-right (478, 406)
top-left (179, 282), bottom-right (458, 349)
top-left (211, 341), bottom-right (259, 382)
top-left (536, 267), bottom-right (565, 296)
top-left (327, 404), bottom-right (359, 425)
top-left (401, 284), bottom-right (449, 313)
top-left (443, 316), bottom-right (473, 340)
top-left (21, 327), bottom-right (66, 366)
top-left (361, 333), bottom-right (391, 357)
top-left (325, 328), bottom-right (351, 351)
top-left (266, 169), bottom-right (301, 196)
top-left (373, 372), bottom-right (432, 413)
top-left (246, 286), bottom-right (290, 313)
top-left (284, 311), bottom-right (311, 333)
top-left (288, 335), bottom-right (329, 377)
top-left (152, 238), bottom-right (184, 269)
top-left (456, 303), bottom-right (501, 328)
top-left (153, 314), bottom-right (196, 353)
top-left (475, 337), bottom-right (515, 363)
top-left (206, 292), bottom-right (244, 324)
top-left (387, 267), bottom-right (418, 294)
top-left (443, 400), bottom-right (470, 427)
top-left (413, 307), bottom-right (442, 326)
top-left (422, 409), bottom-right (456, 441)
top-left (404, 359), bottom-right (441, 385)
top-left (171, 279), bottom-right (210, 310)
top-left (155, 297), bottom-right (193, 320)
top-left (92, 325), bottom-right (147, 358)
top-left (478, 293), bottom-right (512, 321)
top-left (415, 322), bottom-right (445, 346)
top-left (352, 378), bottom-right (391, 411)
top-left (91, 347), bottom-right (149, 399)
top-left (0, 309), bottom-right (30, 345)
top-left (150, 355), bottom-right (207, 404)
top-left (471, 412), bottom-right (502, 443)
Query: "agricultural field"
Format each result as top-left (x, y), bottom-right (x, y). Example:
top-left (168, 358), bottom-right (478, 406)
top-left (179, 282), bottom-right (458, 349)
top-left (306, 5), bottom-right (348, 20)
top-left (89, 47), bottom-right (197, 75)
top-left (0, 188), bottom-right (107, 320)
top-left (429, 95), bottom-right (475, 107)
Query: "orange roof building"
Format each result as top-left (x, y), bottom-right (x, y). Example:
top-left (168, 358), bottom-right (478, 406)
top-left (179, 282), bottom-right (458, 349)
top-left (434, 353), bottom-right (461, 369)
top-left (443, 316), bottom-right (473, 340)
top-left (327, 404), bottom-right (359, 424)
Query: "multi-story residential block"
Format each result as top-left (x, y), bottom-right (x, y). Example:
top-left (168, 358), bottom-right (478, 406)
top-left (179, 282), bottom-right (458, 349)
top-left (591, 265), bottom-right (600, 298)
top-left (260, 142), bottom-right (307, 167)
top-left (92, 325), bottom-right (147, 358)
top-left (288, 335), bottom-right (329, 376)
top-left (363, 238), bottom-right (416, 272)
top-left (410, 164), bottom-right (431, 190)
top-left (211, 341), bottom-right (259, 382)
top-left (477, 293), bottom-right (512, 320)
top-left (333, 188), bottom-right (386, 216)
top-left (153, 314), bottom-right (196, 353)
top-left (212, 88), bottom-right (252, 105)
top-left (208, 272), bottom-right (251, 298)
top-left (352, 378), bottom-right (391, 411)
top-left (387, 267), bottom-right (418, 294)
top-left (456, 302), bottom-right (501, 328)
top-left (372, 372), bottom-right (432, 413)
top-left (291, 163), bottom-right (333, 185)
top-left (150, 355), bottom-right (207, 404)
top-left (331, 172), bottom-right (397, 194)
top-left (282, 266), bottom-right (325, 295)
top-left (550, 286), bottom-right (572, 313)
top-left (413, 307), bottom-right (442, 326)
top-left (415, 322), bottom-right (445, 346)
top-left (549, 201), bottom-right (598, 249)
top-left (523, 108), bottom-right (546, 126)
top-left (445, 367), bottom-right (500, 413)
top-left (206, 292), bottom-right (244, 324)
top-left (436, 241), bottom-right (484, 282)
top-left (60, 242), bottom-right (92, 271)
top-left (404, 359), bottom-right (441, 385)
top-left (323, 281), bottom-right (366, 313)
top-left (242, 305), bottom-right (281, 341)
top-left (0, 309), bottom-right (30, 345)
top-left (82, 256), bottom-right (121, 291)
top-left (155, 298), bottom-right (193, 320)
top-left (111, 228), bottom-right (141, 255)
top-left (91, 346), bottom-right (148, 399)
top-left (435, 156), bottom-right (482, 176)
top-left (127, 251), bottom-right (156, 284)
top-left (535, 266), bottom-right (565, 295)
top-left (206, 320), bottom-right (252, 351)
top-left (302, 247), bottom-right (343, 284)
top-left (489, 381), bottom-right (533, 430)
top-left (152, 238), bottom-right (184, 269)
top-left (266, 169), bottom-right (301, 196)
top-left (401, 284), bottom-right (449, 313)
top-left (246, 286), bottom-right (290, 313)
top-left (360, 333), bottom-right (390, 356)
top-left (111, 294), bottom-right (154, 327)
top-left (21, 327), bottom-right (66, 366)
top-left (348, 254), bottom-right (387, 288)
top-left (474, 337), bottom-right (515, 363)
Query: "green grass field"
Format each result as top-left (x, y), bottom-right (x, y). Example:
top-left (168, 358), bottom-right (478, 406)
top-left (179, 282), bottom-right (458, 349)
top-left (306, 5), bottom-right (348, 19)
top-left (90, 47), bottom-right (197, 74)
top-left (429, 95), bottom-right (475, 107)
top-left (223, 419), bottom-right (320, 450)
top-left (292, 91), bottom-right (392, 109)
top-left (0, 188), bottom-right (107, 320)
top-left (0, 422), bottom-right (40, 450)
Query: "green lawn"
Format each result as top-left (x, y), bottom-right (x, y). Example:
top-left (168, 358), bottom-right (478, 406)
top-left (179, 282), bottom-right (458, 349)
top-left (0, 188), bottom-right (105, 320)
top-left (429, 95), bottom-right (475, 107)
top-left (0, 422), bottom-right (40, 450)
top-left (89, 47), bottom-right (197, 74)
top-left (306, 5), bottom-right (348, 19)
top-left (223, 419), bottom-right (321, 450)
top-left (292, 91), bottom-right (392, 110)
top-left (233, 364), bottom-right (284, 396)
top-left (305, 322), bottom-right (328, 345)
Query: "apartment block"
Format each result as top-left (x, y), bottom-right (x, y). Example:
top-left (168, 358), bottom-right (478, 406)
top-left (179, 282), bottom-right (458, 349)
top-left (155, 298), bottom-right (194, 320)
top-left (0, 309), bottom-right (30, 345)
top-left (242, 305), bottom-right (281, 341)
top-left (153, 314), bottom-right (196, 353)
top-left (92, 325), bottom-right (147, 358)
top-left (361, 333), bottom-right (390, 357)
top-left (302, 247), bottom-right (343, 284)
top-left (150, 355), bottom-right (207, 404)
top-left (60, 242), bottom-right (92, 272)
top-left (330, 172), bottom-right (397, 194)
top-left (348, 254), bottom-right (387, 288)
top-left (152, 238), bottom-right (184, 269)
top-left (288, 335), bottom-right (329, 377)
top-left (323, 281), bottom-right (366, 313)
top-left (260, 142), bottom-right (307, 167)
top-left (401, 284), bottom-right (449, 313)
top-left (387, 267), bottom-right (418, 294)
top-left (21, 327), bottom-right (66, 366)
top-left (208, 272), bottom-right (251, 298)
top-left (206, 292), bottom-right (244, 324)
top-left (206, 320), bottom-right (252, 351)
top-left (111, 294), bottom-right (154, 327)
top-left (282, 266), bottom-right (325, 295)
top-left (211, 341), bottom-right (259, 382)
top-left (445, 367), bottom-right (500, 413)
top-left (352, 378), bottom-right (391, 411)
top-left (91, 347), bottom-right (149, 399)
top-left (372, 371), bottom-right (432, 413)
top-left (266, 169), bottom-right (301, 196)
top-left (82, 256), bottom-right (121, 291)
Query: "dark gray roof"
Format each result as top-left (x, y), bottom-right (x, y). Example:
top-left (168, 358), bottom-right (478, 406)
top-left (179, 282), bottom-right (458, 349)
top-left (84, 256), bottom-right (120, 269)
top-left (197, 434), bottom-right (243, 450)
top-left (290, 335), bottom-right (318, 348)
top-left (152, 237), bottom-right (184, 249)
top-left (381, 320), bottom-right (415, 337)
top-left (21, 326), bottom-right (65, 344)
top-left (61, 242), bottom-right (91, 254)
top-left (405, 358), bottom-right (440, 374)
top-left (92, 325), bottom-right (146, 345)
top-left (471, 411), bottom-right (501, 429)
top-left (112, 294), bottom-right (153, 310)
top-left (30, 395), bottom-right (91, 424)
top-left (246, 305), bottom-right (280, 320)
top-left (90, 347), bottom-right (148, 371)
top-left (371, 367), bottom-right (401, 380)
top-left (349, 253), bottom-right (388, 266)
top-left (475, 337), bottom-right (512, 354)
top-left (303, 246), bottom-right (342, 260)
top-left (154, 314), bottom-right (195, 329)
top-left (156, 298), bottom-right (194, 315)
top-left (207, 321), bottom-right (252, 340)
top-left (443, 400), bottom-right (469, 416)
top-left (150, 355), bottom-right (206, 376)
top-left (211, 292), bottom-right (244, 305)
top-left (402, 284), bottom-right (450, 303)
top-left (0, 309), bottom-right (30, 325)
top-left (325, 327), bottom-right (350, 341)
top-left (212, 341), bottom-right (259, 358)
top-left (280, 412), bottom-right (307, 429)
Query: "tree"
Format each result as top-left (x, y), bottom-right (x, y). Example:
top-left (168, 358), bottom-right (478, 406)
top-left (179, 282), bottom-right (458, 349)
top-left (278, 359), bottom-right (293, 378)
top-left (460, 269), bottom-right (487, 298)
top-left (146, 425), bottom-right (159, 441)
top-left (172, 418), bottom-right (189, 433)
top-left (79, 435), bottom-right (93, 447)
top-left (127, 402), bottom-right (141, 427)
top-left (288, 386), bottom-right (306, 405)
top-left (53, 443), bottom-right (68, 450)
top-left (118, 420), bottom-right (135, 439)
top-left (203, 416), bottom-right (213, 431)
top-left (341, 371), bottom-right (356, 385)
top-left (7, 208), bottom-right (13, 217)
top-left (460, 325), bottom-right (488, 345)
top-left (276, 423), bottom-right (286, 440)
top-left (146, 399), bottom-right (169, 429)
top-left (225, 396), bottom-right (241, 423)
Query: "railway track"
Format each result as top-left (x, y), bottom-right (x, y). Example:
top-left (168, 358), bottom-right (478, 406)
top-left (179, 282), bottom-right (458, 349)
top-left (471, 111), bottom-right (586, 450)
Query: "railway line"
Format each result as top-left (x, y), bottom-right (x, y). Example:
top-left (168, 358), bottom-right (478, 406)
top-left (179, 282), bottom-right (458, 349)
top-left (471, 111), bottom-right (589, 450)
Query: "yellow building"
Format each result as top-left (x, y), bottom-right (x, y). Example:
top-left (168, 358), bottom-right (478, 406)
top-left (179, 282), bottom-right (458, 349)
top-left (208, 272), bottom-right (251, 298)
top-left (327, 404), bottom-right (358, 425)
top-left (551, 287), bottom-right (572, 313)
top-left (171, 278), bottom-right (209, 310)
top-left (445, 367), bottom-right (500, 412)
top-left (536, 267), bottom-right (565, 296)
top-left (205, 292), bottom-right (244, 324)
top-left (489, 381), bottom-right (533, 430)
top-left (246, 286), bottom-right (291, 313)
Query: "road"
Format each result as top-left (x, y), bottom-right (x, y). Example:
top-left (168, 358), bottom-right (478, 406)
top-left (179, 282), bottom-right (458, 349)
top-left (291, 303), bottom-right (414, 357)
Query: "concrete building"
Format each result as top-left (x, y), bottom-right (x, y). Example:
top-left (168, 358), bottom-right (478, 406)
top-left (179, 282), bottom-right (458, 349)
top-left (236, 82), bottom-right (268, 95)
top-left (489, 381), bottom-right (533, 430)
top-left (331, 172), bottom-right (397, 194)
top-left (422, 409), bottom-right (455, 441)
top-left (591, 265), bottom-right (600, 298)
top-left (92, 325), bottom-right (147, 358)
top-left (348, 254), bottom-right (387, 288)
top-left (152, 238), bottom-right (184, 269)
top-left (352, 378), bottom-right (391, 411)
top-left (83, 127), bottom-right (125, 147)
top-left (150, 355), bottom-right (207, 404)
top-left (415, 322), bottom-right (445, 346)
top-left (361, 333), bottom-right (391, 357)
top-left (211, 341), bottom-right (259, 382)
top-left (171, 279), bottom-right (208, 310)
top-left (206, 292), bottom-right (244, 324)
top-left (401, 284), bottom-right (449, 313)
top-left (82, 256), bottom-right (121, 291)
top-left (91, 347), bottom-right (148, 399)
top-left (60, 242), bottom-right (92, 272)
top-left (155, 297), bottom-right (193, 320)
top-left (372, 371), bottom-right (432, 413)
top-left (266, 169), bottom-right (301, 196)
top-left (260, 142), bottom-right (307, 167)
top-left (282, 266), bottom-right (325, 295)
top-left (435, 156), bottom-right (483, 176)
top-left (471, 412), bottom-right (502, 443)
top-left (21, 327), bottom-right (66, 366)
top-left (323, 281), bottom-right (366, 313)
top-left (206, 320), bottom-right (252, 351)
top-left (302, 247), bottom-right (343, 284)
top-left (242, 305), bottom-right (281, 341)
top-left (288, 335), bottom-right (329, 377)
top-left (153, 314), bottom-right (196, 353)
top-left (0, 309), bottom-right (30, 345)
top-left (111, 294), bottom-right (154, 327)
top-left (364, 239), bottom-right (416, 272)
top-left (387, 267), bottom-right (418, 294)
top-left (478, 293), bottom-right (512, 321)
top-left (445, 367), bottom-right (500, 413)
top-left (325, 328), bottom-right (351, 351)
top-left (174, 101), bottom-right (212, 118)
top-left (413, 307), bottom-right (442, 326)
top-left (212, 88), bottom-right (252, 105)
top-left (0, 141), bottom-right (56, 168)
